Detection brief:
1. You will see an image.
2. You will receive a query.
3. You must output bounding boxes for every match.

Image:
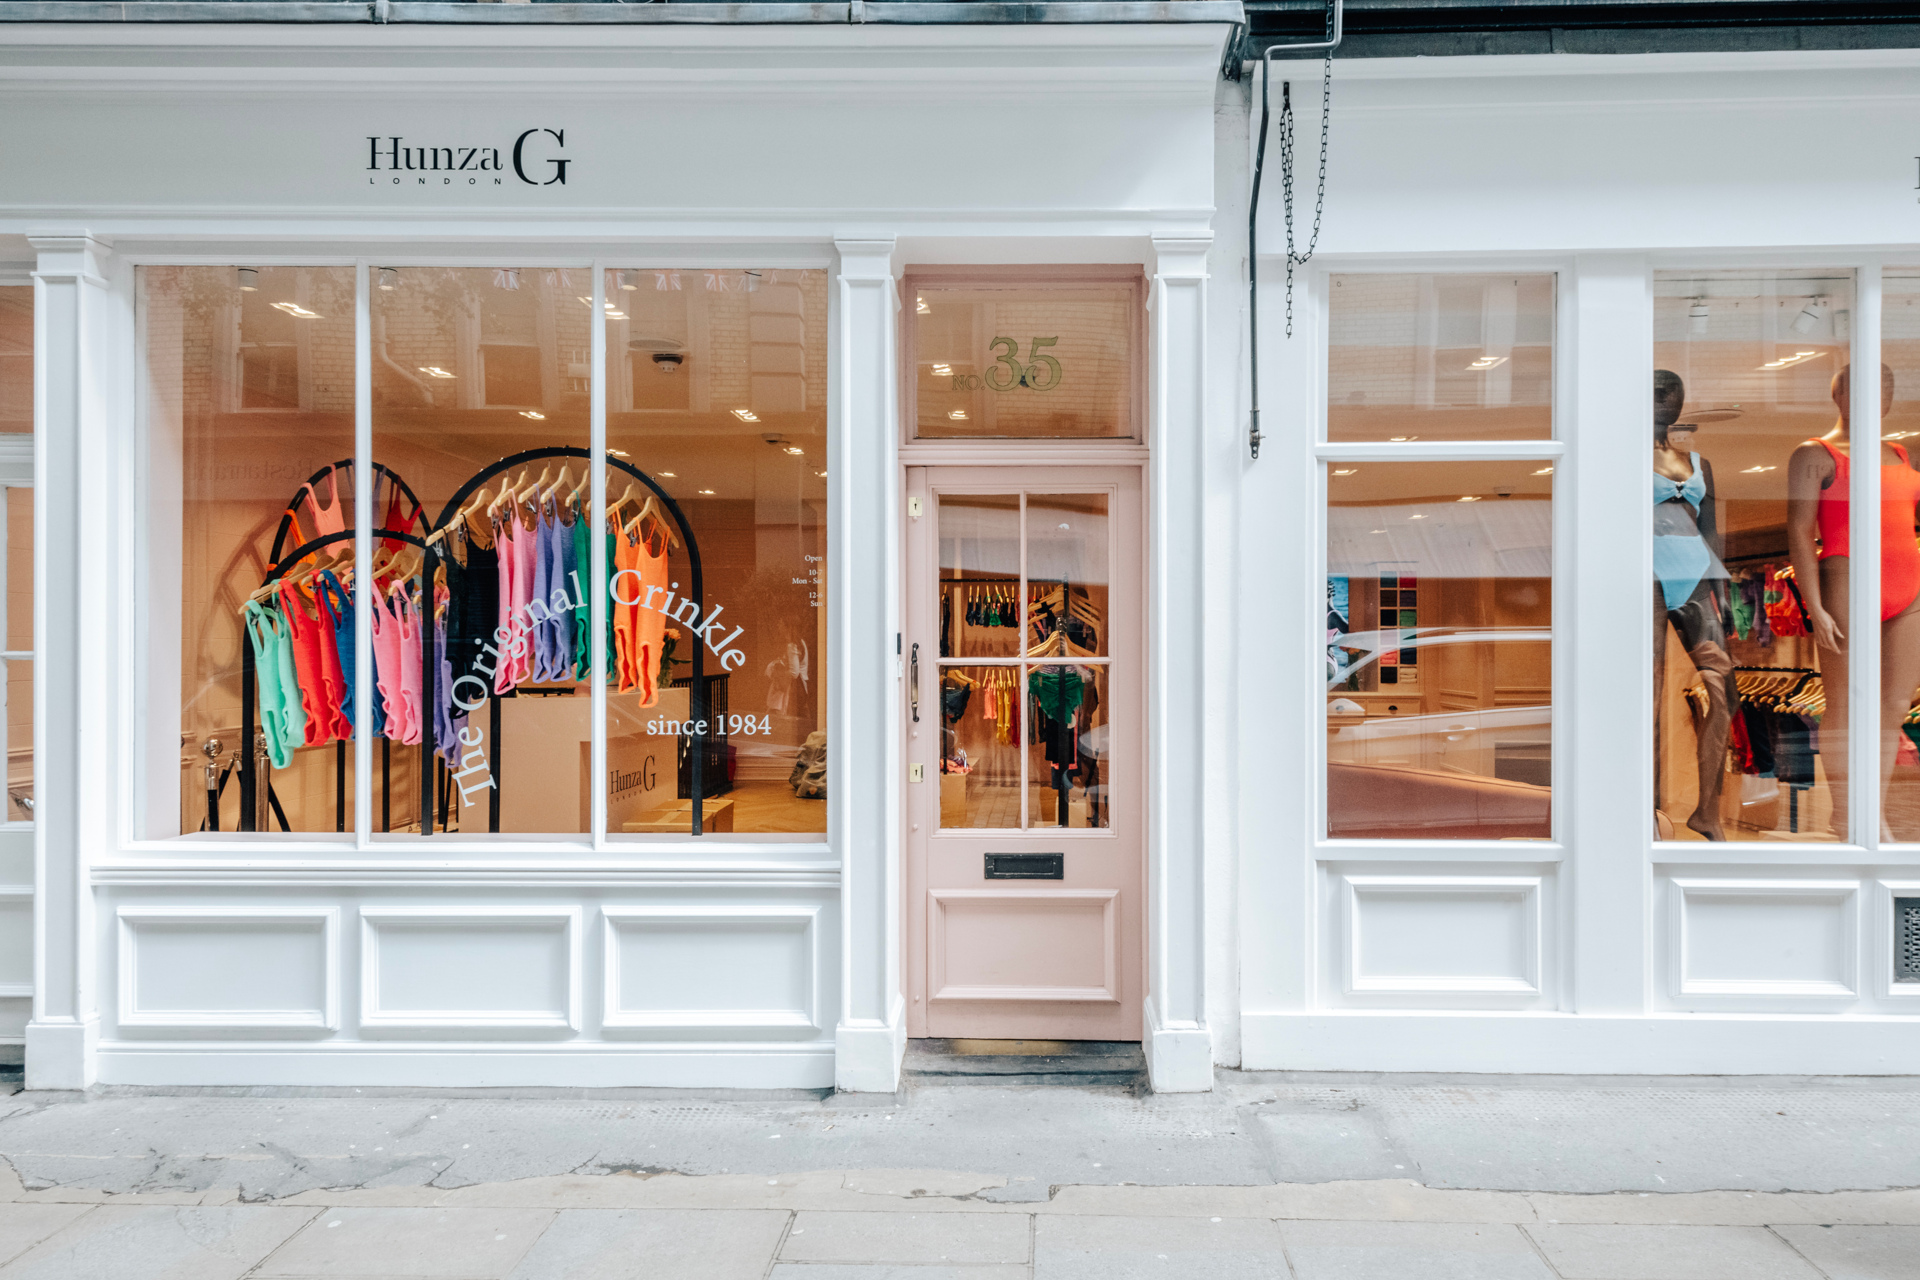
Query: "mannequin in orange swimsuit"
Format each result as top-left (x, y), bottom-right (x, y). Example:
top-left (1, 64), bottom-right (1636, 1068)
top-left (1786, 364), bottom-right (1913, 838)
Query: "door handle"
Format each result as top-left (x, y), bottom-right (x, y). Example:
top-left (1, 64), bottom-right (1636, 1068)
top-left (910, 642), bottom-right (921, 723)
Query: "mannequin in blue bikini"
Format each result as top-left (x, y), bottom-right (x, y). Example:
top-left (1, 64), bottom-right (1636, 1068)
top-left (1654, 369), bottom-right (1736, 841)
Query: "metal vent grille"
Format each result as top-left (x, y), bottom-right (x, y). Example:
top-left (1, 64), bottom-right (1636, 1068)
top-left (1899, 898), bottom-right (1920, 984)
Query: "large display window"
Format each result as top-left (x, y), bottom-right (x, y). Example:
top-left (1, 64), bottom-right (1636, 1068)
top-left (1323, 272), bottom-right (1557, 841)
top-left (142, 264), bottom-right (827, 842)
top-left (1653, 270), bottom-right (1853, 842)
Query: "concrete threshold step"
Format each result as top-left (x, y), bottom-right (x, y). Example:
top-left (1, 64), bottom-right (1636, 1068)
top-left (903, 1038), bottom-right (1145, 1086)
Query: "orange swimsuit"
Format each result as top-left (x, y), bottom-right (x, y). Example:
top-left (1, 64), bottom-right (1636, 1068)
top-left (1812, 439), bottom-right (1920, 620)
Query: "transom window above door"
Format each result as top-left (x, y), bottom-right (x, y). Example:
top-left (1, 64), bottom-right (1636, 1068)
top-left (904, 269), bottom-right (1144, 441)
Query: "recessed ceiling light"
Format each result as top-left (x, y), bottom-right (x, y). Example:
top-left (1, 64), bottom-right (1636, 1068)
top-left (271, 301), bottom-right (321, 319)
top-left (816, 470), bottom-right (827, 478)
top-left (949, 410), bottom-right (968, 420)
top-left (732, 409), bottom-right (760, 423)
top-left (783, 446), bottom-right (805, 456)
top-left (698, 488), bottom-right (716, 495)
top-left (1741, 465), bottom-right (1777, 473)
top-left (932, 363), bottom-right (952, 376)
top-left (1408, 514), bottom-right (1428, 520)
top-left (1370, 529), bottom-right (1387, 534)
top-left (608, 448), bottom-right (630, 457)
top-left (1388, 436), bottom-right (1419, 442)
top-left (1332, 468), bottom-right (1357, 476)
top-left (659, 471), bottom-right (675, 477)
top-left (519, 410), bottom-right (545, 420)
top-left (1533, 466), bottom-right (1554, 475)
top-left (418, 366), bottom-right (455, 379)
top-left (1467, 355), bottom-right (1508, 371)
top-left (1457, 495), bottom-right (1481, 503)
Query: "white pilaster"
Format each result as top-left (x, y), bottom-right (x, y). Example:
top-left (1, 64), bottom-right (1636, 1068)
top-left (25, 232), bottom-right (111, 1090)
top-left (1146, 235), bottom-right (1214, 1092)
top-left (1567, 254), bottom-right (1654, 1016)
top-left (830, 237), bottom-right (904, 1092)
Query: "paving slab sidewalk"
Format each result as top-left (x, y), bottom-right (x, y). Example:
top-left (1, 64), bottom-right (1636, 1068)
top-left (0, 1072), bottom-right (1915, 1278)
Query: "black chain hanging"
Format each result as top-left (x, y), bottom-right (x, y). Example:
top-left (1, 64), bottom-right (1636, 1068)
top-left (1279, 37), bottom-right (1333, 338)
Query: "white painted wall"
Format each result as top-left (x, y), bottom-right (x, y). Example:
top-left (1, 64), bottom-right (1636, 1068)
top-left (0, 22), bottom-right (1230, 1090)
top-left (1237, 48), bottom-right (1920, 1074)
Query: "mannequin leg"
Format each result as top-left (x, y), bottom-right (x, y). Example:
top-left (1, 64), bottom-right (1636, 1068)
top-left (1878, 597), bottom-right (1920, 838)
top-left (1668, 583), bottom-right (1734, 841)
top-left (1820, 560), bottom-right (1851, 839)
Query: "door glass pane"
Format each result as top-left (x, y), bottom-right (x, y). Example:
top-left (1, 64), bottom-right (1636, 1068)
top-left (1883, 270), bottom-right (1920, 841)
top-left (938, 664), bottom-right (1022, 830)
top-left (1025, 494), bottom-right (1108, 658)
top-left (6, 658), bottom-right (27, 822)
top-left (1328, 273), bottom-right (1555, 443)
top-left (1026, 662), bottom-right (1109, 830)
top-left (604, 267), bottom-right (828, 839)
top-left (372, 267), bottom-right (590, 837)
top-left (1326, 461), bottom-right (1553, 840)
top-left (0, 287), bottom-right (27, 432)
top-left (143, 266), bottom-right (358, 837)
top-left (911, 276), bottom-right (1140, 439)
top-left (1655, 270), bottom-right (1853, 842)
top-left (939, 494), bottom-right (1021, 659)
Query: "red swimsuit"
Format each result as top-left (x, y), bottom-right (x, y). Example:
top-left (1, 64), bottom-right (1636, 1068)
top-left (1812, 438), bottom-right (1920, 621)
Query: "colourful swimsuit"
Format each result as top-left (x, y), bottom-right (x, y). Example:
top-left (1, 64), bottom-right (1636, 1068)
top-left (1811, 439), bottom-right (1920, 621)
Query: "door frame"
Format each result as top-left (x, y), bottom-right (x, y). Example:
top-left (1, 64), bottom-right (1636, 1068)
top-left (901, 462), bottom-right (1148, 1040)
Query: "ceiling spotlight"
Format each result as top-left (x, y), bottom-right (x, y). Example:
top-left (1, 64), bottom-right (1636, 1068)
top-left (916, 296), bottom-right (930, 315)
top-left (377, 267), bottom-right (400, 292)
top-left (236, 267), bottom-right (259, 292)
top-left (1790, 296), bottom-right (1826, 335)
top-left (699, 488), bottom-right (716, 495)
top-left (1467, 355), bottom-right (1507, 371)
top-left (732, 409), bottom-right (760, 423)
top-left (270, 301), bottom-right (321, 319)
top-left (1688, 297), bottom-right (1709, 334)
top-left (949, 410), bottom-right (968, 420)
top-left (519, 411), bottom-right (545, 420)
top-left (652, 352), bottom-right (684, 374)
top-left (1533, 466), bottom-right (1554, 476)
top-left (617, 270), bottom-right (638, 292)
top-left (659, 471), bottom-right (675, 477)
top-left (1331, 469), bottom-right (1357, 476)
top-left (418, 366), bottom-right (455, 379)
top-left (1456, 495), bottom-right (1482, 503)
top-left (783, 446), bottom-right (805, 456)
top-left (932, 363), bottom-right (952, 377)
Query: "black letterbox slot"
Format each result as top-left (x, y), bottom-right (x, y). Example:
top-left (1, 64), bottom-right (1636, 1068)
top-left (985, 853), bottom-right (1063, 880)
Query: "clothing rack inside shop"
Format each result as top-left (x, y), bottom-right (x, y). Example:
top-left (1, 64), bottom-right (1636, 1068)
top-left (234, 446), bottom-right (711, 837)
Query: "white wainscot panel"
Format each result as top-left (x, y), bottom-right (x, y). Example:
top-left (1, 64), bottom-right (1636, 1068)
top-left (1342, 875), bottom-right (1543, 1001)
top-left (360, 908), bottom-right (580, 1034)
top-left (0, 888), bottom-right (31, 997)
top-left (1670, 879), bottom-right (1859, 1004)
top-left (117, 907), bottom-right (337, 1031)
top-left (602, 906), bottom-right (819, 1033)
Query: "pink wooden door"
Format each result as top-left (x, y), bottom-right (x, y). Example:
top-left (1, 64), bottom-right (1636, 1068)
top-left (904, 466), bottom-right (1143, 1041)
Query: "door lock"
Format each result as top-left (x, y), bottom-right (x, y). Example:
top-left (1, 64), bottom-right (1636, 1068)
top-left (909, 763), bottom-right (925, 783)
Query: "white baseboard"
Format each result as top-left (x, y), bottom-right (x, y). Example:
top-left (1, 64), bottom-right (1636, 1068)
top-left (1243, 1011), bottom-right (1920, 1075)
top-left (94, 1041), bottom-right (836, 1089)
top-left (1143, 1000), bottom-right (1214, 1092)
top-left (835, 995), bottom-right (906, 1092)
top-left (25, 1018), bottom-right (97, 1090)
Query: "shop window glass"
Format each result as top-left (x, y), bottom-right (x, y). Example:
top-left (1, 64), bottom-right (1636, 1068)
top-left (1883, 270), bottom-right (1920, 841)
top-left (371, 267), bottom-right (590, 837)
top-left (1328, 273), bottom-right (1554, 443)
top-left (1326, 461), bottom-right (1552, 840)
top-left (604, 268), bottom-right (827, 838)
top-left (907, 272), bottom-right (1141, 439)
top-left (145, 266), bottom-right (358, 835)
top-left (1653, 270), bottom-right (1853, 842)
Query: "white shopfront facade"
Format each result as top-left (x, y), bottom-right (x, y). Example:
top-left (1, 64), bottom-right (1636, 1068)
top-left (7, 18), bottom-right (1920, 1094)
top-left (1, 16), bottom-right (1232, 1092)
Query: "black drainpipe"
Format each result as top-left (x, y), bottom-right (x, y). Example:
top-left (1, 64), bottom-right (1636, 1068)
top-left (1247, 1), bottom-right (1343, 460)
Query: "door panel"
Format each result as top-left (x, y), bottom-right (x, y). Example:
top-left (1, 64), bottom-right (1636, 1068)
top-left (905, 466), bottom-right (1142, 1041)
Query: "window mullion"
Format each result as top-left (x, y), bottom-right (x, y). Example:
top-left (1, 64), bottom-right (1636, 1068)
top-left (353, 261), bottom-right (373, 849)
top-left (1853, 261), bottom-right (1884, 849)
